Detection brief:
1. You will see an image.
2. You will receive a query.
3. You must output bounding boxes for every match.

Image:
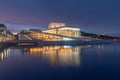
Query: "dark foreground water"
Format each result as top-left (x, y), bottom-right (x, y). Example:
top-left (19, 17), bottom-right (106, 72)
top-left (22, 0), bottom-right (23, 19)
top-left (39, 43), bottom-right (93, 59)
top-left (0, 44), bottom-right (120, 80)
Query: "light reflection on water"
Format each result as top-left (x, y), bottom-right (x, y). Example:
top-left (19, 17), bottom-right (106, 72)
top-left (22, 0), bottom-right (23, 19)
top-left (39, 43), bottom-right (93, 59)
top-left (20, 45), bottom-right (91, 67)
top-left (0, 45), bottom-right (91, 67)
top-left (0, 48), bottom-right (11, 60)
top-left (1, 44), bottom-right (120, 80)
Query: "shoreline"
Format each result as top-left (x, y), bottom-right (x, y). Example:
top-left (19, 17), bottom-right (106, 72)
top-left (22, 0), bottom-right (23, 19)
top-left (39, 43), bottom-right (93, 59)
top-left (41, 40), bottom-right (120, 46)
top-left (0, 40), bottom-right (120, 48)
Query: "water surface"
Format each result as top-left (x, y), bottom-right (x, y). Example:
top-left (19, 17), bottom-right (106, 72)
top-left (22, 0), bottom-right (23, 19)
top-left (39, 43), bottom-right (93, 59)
top-left (0, 44), bottom-right (120, 80)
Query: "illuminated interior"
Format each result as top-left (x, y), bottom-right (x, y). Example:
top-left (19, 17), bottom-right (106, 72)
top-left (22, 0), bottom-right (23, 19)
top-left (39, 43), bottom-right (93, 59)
top-left (43, 27), bottom-right (80, 37)
top-left (29, 31), bottom-right (62, 41)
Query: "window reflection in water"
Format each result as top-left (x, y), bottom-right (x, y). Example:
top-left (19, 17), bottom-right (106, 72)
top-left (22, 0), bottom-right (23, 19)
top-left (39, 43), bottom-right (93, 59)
top-left (0, 45), bottom-right (92, 67)
top-left (0, 48), bottom-right (11, 61)
top-left (22, 45), bottom-right (91, 67)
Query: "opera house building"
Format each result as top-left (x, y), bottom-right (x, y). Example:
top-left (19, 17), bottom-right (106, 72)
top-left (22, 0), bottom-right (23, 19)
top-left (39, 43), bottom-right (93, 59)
top-left (22, 22), bottom-right (81, 41)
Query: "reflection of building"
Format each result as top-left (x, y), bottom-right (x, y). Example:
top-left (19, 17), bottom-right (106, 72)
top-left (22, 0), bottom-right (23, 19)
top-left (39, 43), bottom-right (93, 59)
top-left (21, 22), bottom-right (81, 41)
top-left (0, 48), bottom-right (11, 61)
top-left (22, 46), bottom-right (84, 67)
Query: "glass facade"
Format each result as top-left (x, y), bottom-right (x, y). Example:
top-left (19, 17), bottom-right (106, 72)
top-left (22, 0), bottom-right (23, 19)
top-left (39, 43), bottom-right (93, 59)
top-left (23, 26), bottom-right (81, 41)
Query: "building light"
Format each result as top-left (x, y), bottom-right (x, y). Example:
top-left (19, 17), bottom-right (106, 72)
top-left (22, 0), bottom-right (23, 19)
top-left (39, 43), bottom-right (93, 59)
top-left (62, 37), bottom-right (73, 41)
top-left (49, 22), bottom-right (66, 29)
top-left (62, 45), bottom-right (72, 48)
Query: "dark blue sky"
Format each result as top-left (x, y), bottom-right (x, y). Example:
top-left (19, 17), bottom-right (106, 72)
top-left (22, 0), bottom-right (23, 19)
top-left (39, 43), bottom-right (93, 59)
top-left (0, 0), bottom-right (120, 34)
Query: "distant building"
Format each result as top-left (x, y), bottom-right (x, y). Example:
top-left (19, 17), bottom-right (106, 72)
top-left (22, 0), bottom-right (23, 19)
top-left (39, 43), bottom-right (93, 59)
top-left (0, 24), bottom-right (7, 31)
top-left (0, 24), bottom-right (7, 35)
top-left (0, 24), bottom-right (15, 41)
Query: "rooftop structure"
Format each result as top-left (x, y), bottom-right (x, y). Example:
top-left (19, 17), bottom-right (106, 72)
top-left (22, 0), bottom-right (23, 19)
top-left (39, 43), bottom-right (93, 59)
top-left (48, 22), bottom-right (66, 29)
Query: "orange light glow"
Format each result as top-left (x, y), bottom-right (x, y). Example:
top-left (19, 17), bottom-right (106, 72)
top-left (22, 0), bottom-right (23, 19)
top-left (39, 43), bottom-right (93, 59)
top-left (49, 22), bottom-right (66, 29)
